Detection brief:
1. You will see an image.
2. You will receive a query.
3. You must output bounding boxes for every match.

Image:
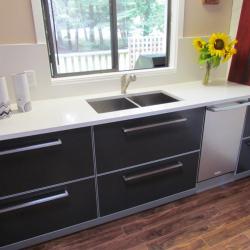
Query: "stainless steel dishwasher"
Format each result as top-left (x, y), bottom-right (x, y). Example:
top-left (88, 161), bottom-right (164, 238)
top-left (198, 101), bottom-right (248, 182)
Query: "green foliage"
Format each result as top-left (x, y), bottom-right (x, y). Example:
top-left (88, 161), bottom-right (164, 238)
top-left (198, 46), bottom-right (221, 68)
top-left (51, 0), bottom-right (166, 52)
top-left (133, 0), bottom-right (165, 35)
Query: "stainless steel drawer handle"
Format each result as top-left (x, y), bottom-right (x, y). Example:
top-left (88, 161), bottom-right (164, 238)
top-left (0, 190), bottom-right (69, 214)
top-left (0, 139), bottom-right (62, 156)
top-left (122, 118), bottom-right (188, 135)
top-left (122, 161), bottom-right (183, 184)
top-left (207, 101), bottom-right (250, 112)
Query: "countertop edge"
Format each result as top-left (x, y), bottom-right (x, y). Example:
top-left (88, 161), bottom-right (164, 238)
top-left (1, 93), bottom-right (250, 141)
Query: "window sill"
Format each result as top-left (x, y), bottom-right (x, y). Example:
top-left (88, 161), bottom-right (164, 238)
top-left (51, 67), bottom-right (177, 86)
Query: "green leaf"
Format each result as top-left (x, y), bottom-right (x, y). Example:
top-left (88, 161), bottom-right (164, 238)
top-left (198, 59), bottom-right (206, 65)
top-left (198, 51), bottom-right (213, 65)
top-left (200, 46), bottom-right (209, 53)
top-left (212, 56), bottom-right (221, 68)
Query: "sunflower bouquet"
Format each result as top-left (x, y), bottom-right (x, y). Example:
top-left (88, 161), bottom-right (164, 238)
top-left (193, 33), bottom-right (237, 85)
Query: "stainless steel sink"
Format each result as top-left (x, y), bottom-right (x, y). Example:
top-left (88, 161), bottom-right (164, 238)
top-left (87, 97), bottom-right (138, 113)
top-left (87, 91), bottom-right (179, 113)
top-left (129, 92), bottom-right (178, 107)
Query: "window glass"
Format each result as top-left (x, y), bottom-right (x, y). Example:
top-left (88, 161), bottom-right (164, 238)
top-left (48, 0), bottom-right (112, 74)
top-left (117, 0), bottom-right (168, 71)
top-left (42, 0), bottom-right (171, 77)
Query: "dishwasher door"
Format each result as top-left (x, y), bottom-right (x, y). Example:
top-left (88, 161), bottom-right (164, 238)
top-left (198, 102), bottom-right (247, 182)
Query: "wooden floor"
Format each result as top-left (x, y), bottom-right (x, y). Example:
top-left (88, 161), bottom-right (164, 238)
top-left (28, 177), bottom-right (250, 250)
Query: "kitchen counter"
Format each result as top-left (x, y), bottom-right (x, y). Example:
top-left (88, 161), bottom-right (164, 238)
top-left (1, 80), bottom-right (250, 141)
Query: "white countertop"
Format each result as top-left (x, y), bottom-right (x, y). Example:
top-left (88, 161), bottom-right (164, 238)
top-left (1, 80), bottom-right (250, 141)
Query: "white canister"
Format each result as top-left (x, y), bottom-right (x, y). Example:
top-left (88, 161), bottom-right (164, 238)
top-left (0, 76), bottom-right (11, 119)
top-left (13, 73), bottom-right (32, 112)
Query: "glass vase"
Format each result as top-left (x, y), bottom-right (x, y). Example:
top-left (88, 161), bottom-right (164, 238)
top-left (203, 62), bottom-right (212, 85)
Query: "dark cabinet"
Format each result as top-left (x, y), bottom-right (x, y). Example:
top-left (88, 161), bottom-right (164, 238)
top-left (0, 128), bottom-right (94, 197)
top-left (0, 179), bottom-right (97, 248)
top-left (237, 106), bottom-right (250, 174)
top-left (237, 139), bottom-right (250, 173)
top-left (94, 108), bottom-right (205, 173)
top-left (98, 152), bottom-right (199, 216)
top-left (0, 107), bottom-right (205, 249)
top-left (243, 107), bottom-right (250, 137)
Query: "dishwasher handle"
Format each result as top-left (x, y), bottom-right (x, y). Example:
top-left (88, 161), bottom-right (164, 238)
top-left (207, 101), bottom-right (250, 112)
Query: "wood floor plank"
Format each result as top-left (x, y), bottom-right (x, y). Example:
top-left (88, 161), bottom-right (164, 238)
top-left (122, 203), bottom-right (177, 235)
top-left (145, 195), bottom-right (250, 248)
top-left (203, 199), bottom-right (250, 231)
top-left (243, 228), bottom-right (250, 238)
top-left (30, 225), bottom-right (125, 250)
top-left (93, 206), bottom-right (219, 250)
top-left (128, 244), bottom-right (150, 250)
top-left (166, 238), bottom-right (209, 250)
top-left (146, 221), bottom-right (212, 250)
top-left (122, 187), bottom-right (250, 236)
top-left (122, 205), bottom-right (219, 235)
top-left (202, 215), bottom-right (250, 247)
top-left (213, 189), bottom-right (250, 212)
top-left (28, 177), bottom-right (250, 250)
top-left (146, 202), bottom-right (250, 249)
top-left (211, 234), bottom-right (250, 250)
top-left (124, 184), bottom-right (249, 237)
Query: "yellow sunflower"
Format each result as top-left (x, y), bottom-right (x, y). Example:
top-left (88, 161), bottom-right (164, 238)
top-left (208, 33), bottom-right (229, 57)
top-left (193, 38), bottom-right (206, 51)
top-left (223, 40), bottom-right (238, 62)
top-left (228, 39), bottom-right (238, 47)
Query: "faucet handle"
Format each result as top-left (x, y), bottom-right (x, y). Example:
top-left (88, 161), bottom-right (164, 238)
top-left (121, 73), bottom-right (136, 94)
top-left (129, 74), bottom-right (137, 82)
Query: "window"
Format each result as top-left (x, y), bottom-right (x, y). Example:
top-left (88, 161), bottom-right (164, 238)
top-left (42, 0), bottom-right (172, 77)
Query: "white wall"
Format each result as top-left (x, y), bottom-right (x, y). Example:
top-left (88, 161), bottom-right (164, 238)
top-left (0, 0), bottom-right (36, 44)
top-left (184, 0), bottom-right (233, 36)
top-left (0, 0), bottom-right (233, 102)
top-left (0, 38), bottom-right (228, 102)
top-left (230, 0), bottom-right (243, 37)
top-left (0, 0), bottom-right (233, 44)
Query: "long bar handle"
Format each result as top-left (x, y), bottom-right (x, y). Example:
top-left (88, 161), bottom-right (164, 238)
top-left (122, 118), bottom-right (187, 135)
top-left (123, 162), bottom-right (183, 184)
top-left (0, 190), bottom-right (69, 214)
top-left (0, 139), bottom-right (62, 156)
top-left (207, 101), bottom-right (250, 112)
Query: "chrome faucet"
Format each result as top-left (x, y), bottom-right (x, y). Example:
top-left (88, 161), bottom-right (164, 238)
top-left (121, 74), bottom-right (137, 94)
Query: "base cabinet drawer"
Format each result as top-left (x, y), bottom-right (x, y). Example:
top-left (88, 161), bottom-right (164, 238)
top-left (0, 127), bottom-right (94, 197)
top-left (94, 108), bottom-right (204, 173)
top-left (98, 153), bottom-right (199, 216)
top-left (0, 179), bottom-right (97, 248)
top-left (237, 139), bottom-right (250, 173)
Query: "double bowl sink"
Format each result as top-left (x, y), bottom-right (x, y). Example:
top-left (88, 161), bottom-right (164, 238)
top-left (87, 91), bottom-right (180, 114)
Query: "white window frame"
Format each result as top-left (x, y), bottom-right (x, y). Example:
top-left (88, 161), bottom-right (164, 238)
top-left (31, 0), bottom-right (185, 86)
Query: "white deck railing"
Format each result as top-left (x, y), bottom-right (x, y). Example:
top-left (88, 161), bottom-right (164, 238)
top-left (58, 49), bottom-right (129, 73)
top-left (128, 36), bottom-right (165, 68)
top-left (57, 36), bottom-right (165, 73)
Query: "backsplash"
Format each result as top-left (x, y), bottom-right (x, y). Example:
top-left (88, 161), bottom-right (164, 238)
top-left (0, 37), bottom-right (228, 102)
top-left (230, 0), bottom-right (243, 37)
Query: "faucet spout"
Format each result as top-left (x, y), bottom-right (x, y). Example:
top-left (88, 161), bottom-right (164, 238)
top-left (121, 74), bottom-right (137, 94)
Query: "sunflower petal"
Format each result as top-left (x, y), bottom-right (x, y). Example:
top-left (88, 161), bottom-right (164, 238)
top-left (208, 32), bottom-right (229, 58)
